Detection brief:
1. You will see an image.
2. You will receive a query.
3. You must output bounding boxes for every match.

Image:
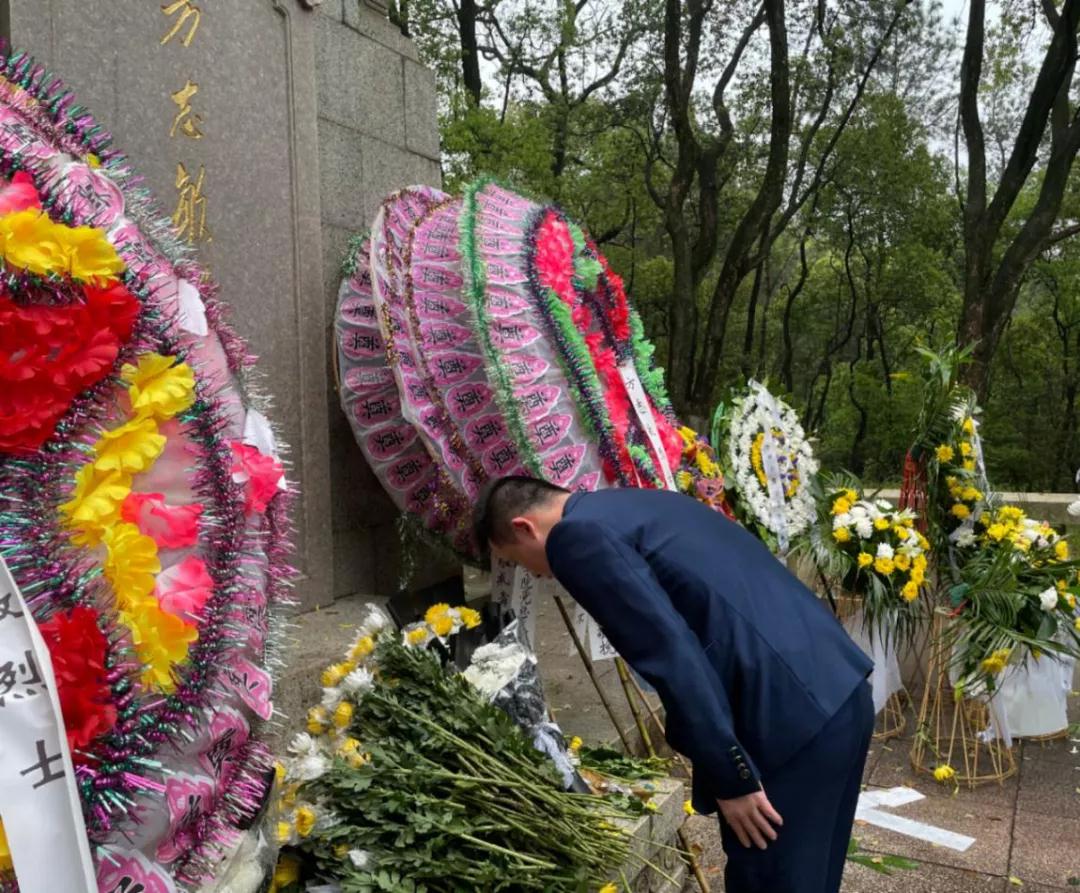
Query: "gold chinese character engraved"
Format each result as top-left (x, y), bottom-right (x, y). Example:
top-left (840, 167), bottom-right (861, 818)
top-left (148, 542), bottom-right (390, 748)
top-left (160, 0), bottom-right (201, 47)
top-left (169, 80), bottom-right (204, 139)
top-left (172, 162), bottom-right (211, 244)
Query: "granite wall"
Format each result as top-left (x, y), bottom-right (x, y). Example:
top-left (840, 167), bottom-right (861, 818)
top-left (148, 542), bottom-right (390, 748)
top-left (3, 0), bottom-right (447, 608)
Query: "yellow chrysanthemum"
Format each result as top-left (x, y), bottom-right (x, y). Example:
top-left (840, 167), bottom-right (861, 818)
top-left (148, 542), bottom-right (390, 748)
top-left (894, 525), bottom-right (911, 541)
top-left (911, 566), bottom-right (925, 586)
top-left (1074, 616), bottom-right (1080, 633)
top-left (961, 487), bottom-right (983, 502)
top-left (272, 855), bottom-right (301, 886)
top-left (676, 469), bottom-right (693, 492)
top-left (901, 581), bottom-right (919, 602)
top-left (894, 553), bottom-right (911, 573)
top-left (678, 426), bottom-right (697, 447)
top-left (351, 635), bottom-right (375, 661)
top-left (569, 736), bottom-right (583, 752)
top-left (873, 517), bottom-right (889, 531)
top-left (1055, 541), bottom-right (1070, 562)
top-left (64, 222), bottom-right (127, 281)
top-left (121, 601), bottom-right (198, 692)
top-left (843, 489), bottom-right (858, 504)
top-left (683, 800), bottom-right (696, 816)
top-left (599, 884), bottom-right (617, 893)
top-left (981, 649), bottom-right (1011, 676)
top-left (933, 764), bottom-right (956, 783)
top-left (338, 737), bottom-right (367, 768)
top-left (295, 805), bottom-right (316, 838)
top-left (935, 444), bottom-right (955, 463)
top-left (333, 701), bottom-right (354, 729)
top-left (962, 459), bottom-right (976, 472)
top-left (987, 524), bottom-right (1007, 542)
top-left (121, 353), bottom-right (196, 420)
top-left (960, 441), bottom-right (973, 458)
top-left (951, 503), bottom-right (971, 521)
top-left (874, 557), bottom-right (895, 576)
top-left (321, 661), bottom-right (355, 689)
top-left (833, 527), bottom-right (851, 544)
top-left (458, 607), bottom-right (482, 630)
top-left (857, 552), bottom-right (873, 568)
top-left (424, 603), bottom-right (451, 624)
top-left (962, 418), bottom-right (975, 435)
top-left (307, 706), bottom-right (329, 735)
top-left (103, 521), bottom-right (161, 608)
top-left (917, 533), bottom-right (930, 551)
top-left (60, 465), bottom-right (131, 539)
top-left (275, 820), bottom-right (293, 845)
top-left (832, 496), bottom-right (851, 515)
top-left (406, 627), bottom-right (429, 646)
top-left (429, 613), bottom-right (455, 637)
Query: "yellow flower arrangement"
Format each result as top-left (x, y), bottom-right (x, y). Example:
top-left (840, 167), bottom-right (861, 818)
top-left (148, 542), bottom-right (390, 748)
top-left (121, 353), bottom-right (196, 420)
top-left (429, 613), bottom-right (455, 638)
top-left (458, 606), bottom-right (482, 629)
top-left (935, 444), bottom-right (954, 463)
top-left (295, 805), bottom-right (316, 838)
top-left (60, 465), bottom-right (130, 540)
top-left (874, 556), bottom-right (895, 576)
top-left (424, 603), bottom-right (451, 624)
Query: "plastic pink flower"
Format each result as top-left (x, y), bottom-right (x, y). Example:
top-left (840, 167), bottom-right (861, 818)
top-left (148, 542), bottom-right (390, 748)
top-left (121, 492), bottom-right (202, 549)
top-left (534, 213), bottom-right (576, 303)
top-left (0, 171), bottom-right (41, 215)
top-left (155, 555), bottom-right (214, 620)
top-left (230, 441), bottom-right (284, 514)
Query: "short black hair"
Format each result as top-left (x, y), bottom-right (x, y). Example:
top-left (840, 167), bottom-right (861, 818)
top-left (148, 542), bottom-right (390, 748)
top-left (472, 475), bottom-right (569, 554)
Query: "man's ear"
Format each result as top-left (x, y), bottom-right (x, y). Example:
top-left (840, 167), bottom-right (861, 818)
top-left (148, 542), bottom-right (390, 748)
top-left (510, 516), bottom-right (536, 540)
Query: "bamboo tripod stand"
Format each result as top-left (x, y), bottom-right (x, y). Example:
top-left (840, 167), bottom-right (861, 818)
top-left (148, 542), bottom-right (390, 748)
top-left (552, 596), bottom-right (712, 892)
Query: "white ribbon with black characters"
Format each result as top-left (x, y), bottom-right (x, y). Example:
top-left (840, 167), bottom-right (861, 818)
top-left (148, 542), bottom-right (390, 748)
top-left (617, 360), bottom-right (677, 491)
top-left (749, 381), bottom-right (792, 555)
top-left (0, 556), bottom-right (96, 893)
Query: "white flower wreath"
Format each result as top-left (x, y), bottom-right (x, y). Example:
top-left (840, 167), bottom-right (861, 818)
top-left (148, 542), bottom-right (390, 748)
top-left (725, 381), bottom-right (819, 548)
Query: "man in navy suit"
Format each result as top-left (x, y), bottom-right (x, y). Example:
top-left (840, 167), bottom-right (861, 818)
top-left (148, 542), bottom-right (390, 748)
top-left (473, 476), bottom-right (874, 893)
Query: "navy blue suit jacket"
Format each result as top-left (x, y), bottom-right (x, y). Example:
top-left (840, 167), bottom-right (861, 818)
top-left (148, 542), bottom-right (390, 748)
top-left (546, 488), bottom-right (872, 814)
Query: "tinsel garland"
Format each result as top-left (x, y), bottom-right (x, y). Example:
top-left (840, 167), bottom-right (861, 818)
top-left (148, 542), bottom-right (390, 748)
top-left (0, 44), bottom-right (295, 885)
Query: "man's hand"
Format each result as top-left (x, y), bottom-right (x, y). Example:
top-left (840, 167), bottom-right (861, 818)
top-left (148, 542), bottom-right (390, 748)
top-left (718, 789), bottom-right (783, 849)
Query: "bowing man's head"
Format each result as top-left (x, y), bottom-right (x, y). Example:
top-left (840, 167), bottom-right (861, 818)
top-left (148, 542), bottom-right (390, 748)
top-left (472, 475), bottom-right (570, 577)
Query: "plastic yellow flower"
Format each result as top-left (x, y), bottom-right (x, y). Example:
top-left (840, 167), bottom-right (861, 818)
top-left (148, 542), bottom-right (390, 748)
top-left (307, 706), bottom-right (329, 735)
top-left (951, 504), bottom-right (971, 521)
top-left (0, 208), bottom-right (69, 277)
top-left (833, 527), bottom-right (851, 544)
top-left (678, 426), bottom-right (697, 447)
top-left (933, 764), bottom-right (956, 783)
top-left (60, 465), bottom-right (131, 539)
top-left (935, 444), bottom-right (955, 463)
top-left (333, 701), bottom-right (354, 729)
top-left (350, 635), bottom-right (375, 660)
top-left (1055, 541), bottom-right (1070, 562)
top-left (103, 521), bottom-right (161, 608)
top-left (429, 613), bottom-right (455, 637)
top-left (86, 153), bottom-right (101, 168)
top-left (901, 581), bottom-right (919, 602)
top-left (832, 496), bottom-right (852, 515)
top-left (981, 649), bottom-right (1011, 676)
top-left (122, 354), bottom-right (196, 420)
top-left (0, 819), bottom-right (10, 874)
top-left (93, 416), bottom-right (166, 475)
top-left (295, 805), bottom-right (316, 838)
top-left (122, 601), bottom-right (198, 692)
top-left (64, 222), bottom-right (126, 281)
top-left (857, 552), bottom-right (873, 568)
top-left (458, 606), bottom-right (482, 630)
top-left (874, 557), bottom-right (895, 576)
top-left (683, 800), bottom-right (696, 816)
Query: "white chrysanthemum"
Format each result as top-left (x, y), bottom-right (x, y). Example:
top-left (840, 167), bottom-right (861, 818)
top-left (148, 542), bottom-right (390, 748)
top-left (341, 666), bottom-right (375, 697)
top-left (358, 605), bottom-right (390, 639)
top-left (876, 542), bottom-right (894, 560)
top-left (955, 529), bottom-right (978, 548)
top-left (1040, 588), bottom-right (1060, 611)
top-left (294, 752), bottom-right (330, 781)
top-left (833, 513), bottom-right (852, 530)
top-left (321, 687), bottom-right (342, 712)
top-left (349, 849), bottom-right (372, 869)
top-left (289, 732), bottom-right (319, 757)
top-left (855, 518), bottom-right (874, 541)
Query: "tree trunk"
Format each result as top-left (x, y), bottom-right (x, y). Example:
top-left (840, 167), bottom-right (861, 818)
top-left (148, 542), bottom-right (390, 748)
top-left (458, 0), bottom-right (482, 106)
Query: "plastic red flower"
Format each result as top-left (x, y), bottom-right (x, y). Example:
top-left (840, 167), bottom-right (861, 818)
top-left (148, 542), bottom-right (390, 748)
top-left (121, 492), bottom-right (202, 549)
top-left (0, 171), bottom-right (41, 215)
top-left (37, 606), bottom-right (116, 760)
top-left (230, 441), bottom-right (284, 514)
top-left (156, 555), bottom-right (214, 620)
top-left (534, 213), bottom-right (576, 303)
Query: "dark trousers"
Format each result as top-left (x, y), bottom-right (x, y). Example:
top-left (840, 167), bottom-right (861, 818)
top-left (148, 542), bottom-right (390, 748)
top-left (720, 681), bottom-right (874, 893)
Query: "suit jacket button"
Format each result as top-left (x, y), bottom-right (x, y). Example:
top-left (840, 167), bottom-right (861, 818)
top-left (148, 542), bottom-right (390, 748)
top-left (739, 767), bottom-right (751, 780)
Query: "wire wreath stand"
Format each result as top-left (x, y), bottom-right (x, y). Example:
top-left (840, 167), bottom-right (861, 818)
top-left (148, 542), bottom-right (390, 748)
top-left (909, 609), bottom-right (1017, 787)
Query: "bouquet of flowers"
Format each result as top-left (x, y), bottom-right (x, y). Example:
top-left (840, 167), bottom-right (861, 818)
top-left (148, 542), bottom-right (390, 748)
top-left (805, 474), bottom-right (929, 642)
top-left (271, 605), bottom-right (653, 892)
top-left (714, 381), bottom-right (819, 552)
top-left (674, 425), bottom-right (736, 518)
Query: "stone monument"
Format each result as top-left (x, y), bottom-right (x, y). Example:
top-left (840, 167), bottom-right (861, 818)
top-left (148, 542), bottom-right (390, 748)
top-left (4, 0), bottom-right (446, 608)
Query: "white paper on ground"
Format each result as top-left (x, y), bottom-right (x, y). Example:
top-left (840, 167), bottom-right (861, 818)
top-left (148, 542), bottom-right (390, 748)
top-left (0, 556), bottom-right (97, 893)
top-left (856, 787), bottom-right (975, 852)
